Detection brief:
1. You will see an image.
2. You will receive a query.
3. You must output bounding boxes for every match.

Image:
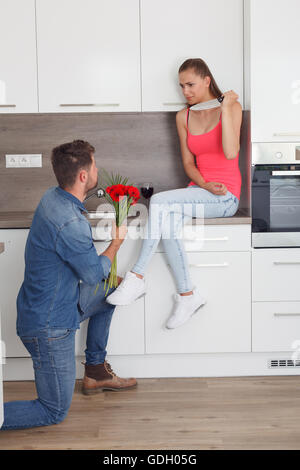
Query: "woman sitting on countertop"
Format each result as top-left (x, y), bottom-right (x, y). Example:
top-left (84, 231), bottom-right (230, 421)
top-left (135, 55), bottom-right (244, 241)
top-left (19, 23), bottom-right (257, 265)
top-left (107, 57), bottom-right (242, 329)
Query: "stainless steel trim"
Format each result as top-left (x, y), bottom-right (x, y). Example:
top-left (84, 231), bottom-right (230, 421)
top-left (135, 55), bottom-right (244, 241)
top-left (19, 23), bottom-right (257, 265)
top-left (272, 171), bottom-right (300, 175)
top-left (189, 263), bottom-right (229, 268)
top-left (0, 104), bottom-right (16, 108)
top-left (59, 103), bottom-right (120, 107)
top-left (252, 142), bottom-right (298, 165)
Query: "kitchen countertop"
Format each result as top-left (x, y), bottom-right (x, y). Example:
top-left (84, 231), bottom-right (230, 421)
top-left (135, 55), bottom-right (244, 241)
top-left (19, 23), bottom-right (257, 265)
top-left (0, 208), bottom-right (251, 229)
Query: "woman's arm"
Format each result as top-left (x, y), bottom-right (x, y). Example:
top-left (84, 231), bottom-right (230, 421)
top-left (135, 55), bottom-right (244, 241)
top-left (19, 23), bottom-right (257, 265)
top-left (176, 110), bottom-right (227, 196)
top-left (220, 92), bottom-right (243, 160)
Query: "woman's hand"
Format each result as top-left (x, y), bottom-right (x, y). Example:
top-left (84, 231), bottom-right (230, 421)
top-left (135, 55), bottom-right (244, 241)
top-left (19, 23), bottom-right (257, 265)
top-left (203, 182), bottom-right (227, 196)
top-left (221, 90), bottom-right (239, 109)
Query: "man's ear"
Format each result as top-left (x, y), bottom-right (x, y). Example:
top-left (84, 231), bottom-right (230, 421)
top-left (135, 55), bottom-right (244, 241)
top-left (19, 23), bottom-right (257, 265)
top-left (78, 169), bottom-right (88, 184)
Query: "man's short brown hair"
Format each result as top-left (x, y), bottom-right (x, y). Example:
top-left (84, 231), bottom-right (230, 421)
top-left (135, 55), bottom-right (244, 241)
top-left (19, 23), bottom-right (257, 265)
top-left (51, 140), bottom-right (95, 189)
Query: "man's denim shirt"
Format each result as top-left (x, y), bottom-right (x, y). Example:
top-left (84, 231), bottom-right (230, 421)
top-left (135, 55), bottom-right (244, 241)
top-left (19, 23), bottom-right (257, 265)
top-left (16, 187), bottom-right (111, 336)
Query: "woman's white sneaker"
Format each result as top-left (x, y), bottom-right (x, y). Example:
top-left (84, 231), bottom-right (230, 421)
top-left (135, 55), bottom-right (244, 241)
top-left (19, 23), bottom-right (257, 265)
top-left (166, 288), bottom-right (206, 329)
top-left (106, 271), bottom-right (146, 306)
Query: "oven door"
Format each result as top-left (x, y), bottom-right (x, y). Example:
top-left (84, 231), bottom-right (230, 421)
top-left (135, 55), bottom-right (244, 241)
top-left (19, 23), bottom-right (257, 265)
top-left (252, 164), bottom-right (300, 247)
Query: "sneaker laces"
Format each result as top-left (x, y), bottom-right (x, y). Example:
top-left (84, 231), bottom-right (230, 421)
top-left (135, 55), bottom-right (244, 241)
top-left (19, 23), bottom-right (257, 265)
top-left (104, 361), bottom-right (117, 377)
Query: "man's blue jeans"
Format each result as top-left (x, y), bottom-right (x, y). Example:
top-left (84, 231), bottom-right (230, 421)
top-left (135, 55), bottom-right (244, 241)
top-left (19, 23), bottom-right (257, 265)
top-left (1, 280), bottom-right (115, 431)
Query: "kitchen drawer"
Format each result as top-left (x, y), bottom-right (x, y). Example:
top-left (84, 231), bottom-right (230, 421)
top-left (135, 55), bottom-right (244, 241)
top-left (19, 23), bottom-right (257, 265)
top-left (252, 301), bottom-right (300, 352)
top-left (252, 248), bottom-right (300, 301)
top-left (182, 224), bottom-right (251, 252)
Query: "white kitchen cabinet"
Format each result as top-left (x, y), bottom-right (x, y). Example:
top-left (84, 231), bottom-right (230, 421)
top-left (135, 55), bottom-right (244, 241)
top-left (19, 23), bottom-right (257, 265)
top-left (250, 0), bottom-right (300, 142)
top-left (141, 0), bottom-right (244, 111)
top-left (145, 251), bottom-right (251, 354)
top-left (0, 0), bottom-right (38, 113)
top-left (252, 301), bottom-right (300, 353)
top-left (0, 230), bottom-right (29, 357)
top-left (75, 237), bottom-right (145, 356)
top-left (36, 0), bottom-right (141, 113)
top-left (252, 248), bottom-right (300, 302)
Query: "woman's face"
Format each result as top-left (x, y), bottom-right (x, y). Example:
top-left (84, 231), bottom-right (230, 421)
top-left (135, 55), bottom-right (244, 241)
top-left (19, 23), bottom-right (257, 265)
top-left (179, 69), bottom-right (211, 105)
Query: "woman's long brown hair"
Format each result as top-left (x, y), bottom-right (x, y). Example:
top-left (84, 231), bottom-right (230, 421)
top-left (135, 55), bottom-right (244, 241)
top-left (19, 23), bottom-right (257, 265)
top-left (179, 58), bottom-right (223, 102)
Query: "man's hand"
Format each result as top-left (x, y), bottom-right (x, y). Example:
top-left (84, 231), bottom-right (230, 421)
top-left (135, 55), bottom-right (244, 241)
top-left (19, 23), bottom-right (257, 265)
top-left (111, 221), bottom-right (128, 247)
top-left (203, 182), bottom-right (227, 196)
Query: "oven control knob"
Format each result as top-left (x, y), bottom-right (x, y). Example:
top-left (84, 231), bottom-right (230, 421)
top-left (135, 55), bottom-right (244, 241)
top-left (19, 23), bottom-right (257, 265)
top-left (275, 151), bottom-right (283, 159)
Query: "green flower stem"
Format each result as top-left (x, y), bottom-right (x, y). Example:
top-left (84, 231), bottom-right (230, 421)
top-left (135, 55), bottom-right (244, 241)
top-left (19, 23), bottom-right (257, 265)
top-left (103, 196), bottom-right (134, 296)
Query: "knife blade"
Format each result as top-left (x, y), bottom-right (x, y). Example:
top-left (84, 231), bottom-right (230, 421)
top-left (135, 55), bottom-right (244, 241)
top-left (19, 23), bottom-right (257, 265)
top-left (189, 95), bottom-right (224, 111)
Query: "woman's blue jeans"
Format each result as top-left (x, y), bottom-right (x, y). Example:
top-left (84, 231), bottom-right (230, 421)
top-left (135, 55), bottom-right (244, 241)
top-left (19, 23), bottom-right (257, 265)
top-left (132, 186), bottom-right (239, 293)
top-left (1, 280), bottom-right (115, 431)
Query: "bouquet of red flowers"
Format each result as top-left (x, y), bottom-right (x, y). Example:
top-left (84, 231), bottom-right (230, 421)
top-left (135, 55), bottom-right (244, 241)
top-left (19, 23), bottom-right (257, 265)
top-left (100, 171), bottom-right (140, 295)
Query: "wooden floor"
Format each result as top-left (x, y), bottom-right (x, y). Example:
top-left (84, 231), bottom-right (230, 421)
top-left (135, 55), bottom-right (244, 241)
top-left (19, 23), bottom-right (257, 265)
top-left (1, 376), bottom-right (300, 450)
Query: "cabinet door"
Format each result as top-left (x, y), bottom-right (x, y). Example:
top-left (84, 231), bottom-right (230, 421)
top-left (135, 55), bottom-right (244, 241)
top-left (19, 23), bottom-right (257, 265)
top-left (75, 237), bottom-right (145, 356)
top-left (250, 0), bottom-right (300, 142)
top-left (0, 230), bottom-right (29, 357)
top-left (252, 248), bottom-right (300, 302)
top-left (0, 0), bottom-right (38, 113)
top-left (141, 0), bottom-right (244, 111)
top-left (36, 0), bottom-right (140, 113)
top-left (145, 251), bottom-right (251, 353)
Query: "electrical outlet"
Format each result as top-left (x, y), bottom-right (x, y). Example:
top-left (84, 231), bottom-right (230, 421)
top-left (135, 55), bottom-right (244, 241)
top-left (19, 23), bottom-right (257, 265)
top-left (5, 155), bottom-right (19, 168)
top-left (5, 154), bottom-right (42, 168)
top-left (19, 156), bottom-right (30, 167)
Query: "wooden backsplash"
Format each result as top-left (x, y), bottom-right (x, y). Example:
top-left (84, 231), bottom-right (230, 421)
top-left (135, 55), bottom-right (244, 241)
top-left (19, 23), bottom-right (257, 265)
top-left (0, 111), bottom-right (250, 212)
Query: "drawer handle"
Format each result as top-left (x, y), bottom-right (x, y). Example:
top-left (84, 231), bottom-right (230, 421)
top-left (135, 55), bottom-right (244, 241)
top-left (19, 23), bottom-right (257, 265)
top-left (184, 237), bottom-right (229, 242)
top-left (163, 102), bottom-right (186, 106)
top-left (273, 132), bottom-right (300, 136)
top-left (189, 263), bottom-right (229, 268)
top-left (59, 103), bottom-right (120, 107)
top-left (273, 261), bottom-right (300, 265)
top-left (0, 104), bottom-right (16, 107)
top-left (274, 313), bottom-right (300, 317)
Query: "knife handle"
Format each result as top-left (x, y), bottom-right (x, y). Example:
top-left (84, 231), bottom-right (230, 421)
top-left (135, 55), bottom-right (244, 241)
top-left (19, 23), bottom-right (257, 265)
top-left (217, 95), bottom-right (224, 103)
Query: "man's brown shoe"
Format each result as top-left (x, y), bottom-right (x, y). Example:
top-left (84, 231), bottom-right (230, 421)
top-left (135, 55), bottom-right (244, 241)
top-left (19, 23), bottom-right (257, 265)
top-left (81, 361), bottom-right (137, 395)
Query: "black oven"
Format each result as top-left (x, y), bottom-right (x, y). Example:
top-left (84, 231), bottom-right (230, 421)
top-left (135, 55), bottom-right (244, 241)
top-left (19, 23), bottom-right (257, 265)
top-left (252, 163), bottom-right (300, 247)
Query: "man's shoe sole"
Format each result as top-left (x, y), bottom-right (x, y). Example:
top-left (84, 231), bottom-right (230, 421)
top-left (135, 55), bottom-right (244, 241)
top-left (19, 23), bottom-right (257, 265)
top-left (81, 383), bottom-right (138, 395)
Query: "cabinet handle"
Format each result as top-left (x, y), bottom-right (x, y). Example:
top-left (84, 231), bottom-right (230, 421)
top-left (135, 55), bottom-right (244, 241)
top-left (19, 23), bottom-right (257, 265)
top-left (0, 104), bottom-right (16, 108)
top-left (92, 238), bottom-right (112, 242)
top-left (59, 103), bottom-right (120, 107)
top-left (163, 102), bottom-right (186, 106)
top-left (273, 313), bottom-right (300, 317)
top-left (189, 262), bottom-right (229, 268)
top-left (273, 132), bottom-right (300, 136)
top-left (273, 261), bottom-right (300, 265)
top-left (184, 236), bottom-right (229, 242)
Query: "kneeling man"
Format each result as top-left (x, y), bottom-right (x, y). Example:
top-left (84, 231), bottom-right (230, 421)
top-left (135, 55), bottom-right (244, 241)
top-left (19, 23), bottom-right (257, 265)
top-left (1, 140), bottom-right (136, 431)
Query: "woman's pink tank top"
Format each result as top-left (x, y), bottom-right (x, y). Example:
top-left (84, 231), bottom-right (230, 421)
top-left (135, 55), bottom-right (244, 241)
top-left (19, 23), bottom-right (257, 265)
top-left (186, 108), bottom-right (241, 200)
